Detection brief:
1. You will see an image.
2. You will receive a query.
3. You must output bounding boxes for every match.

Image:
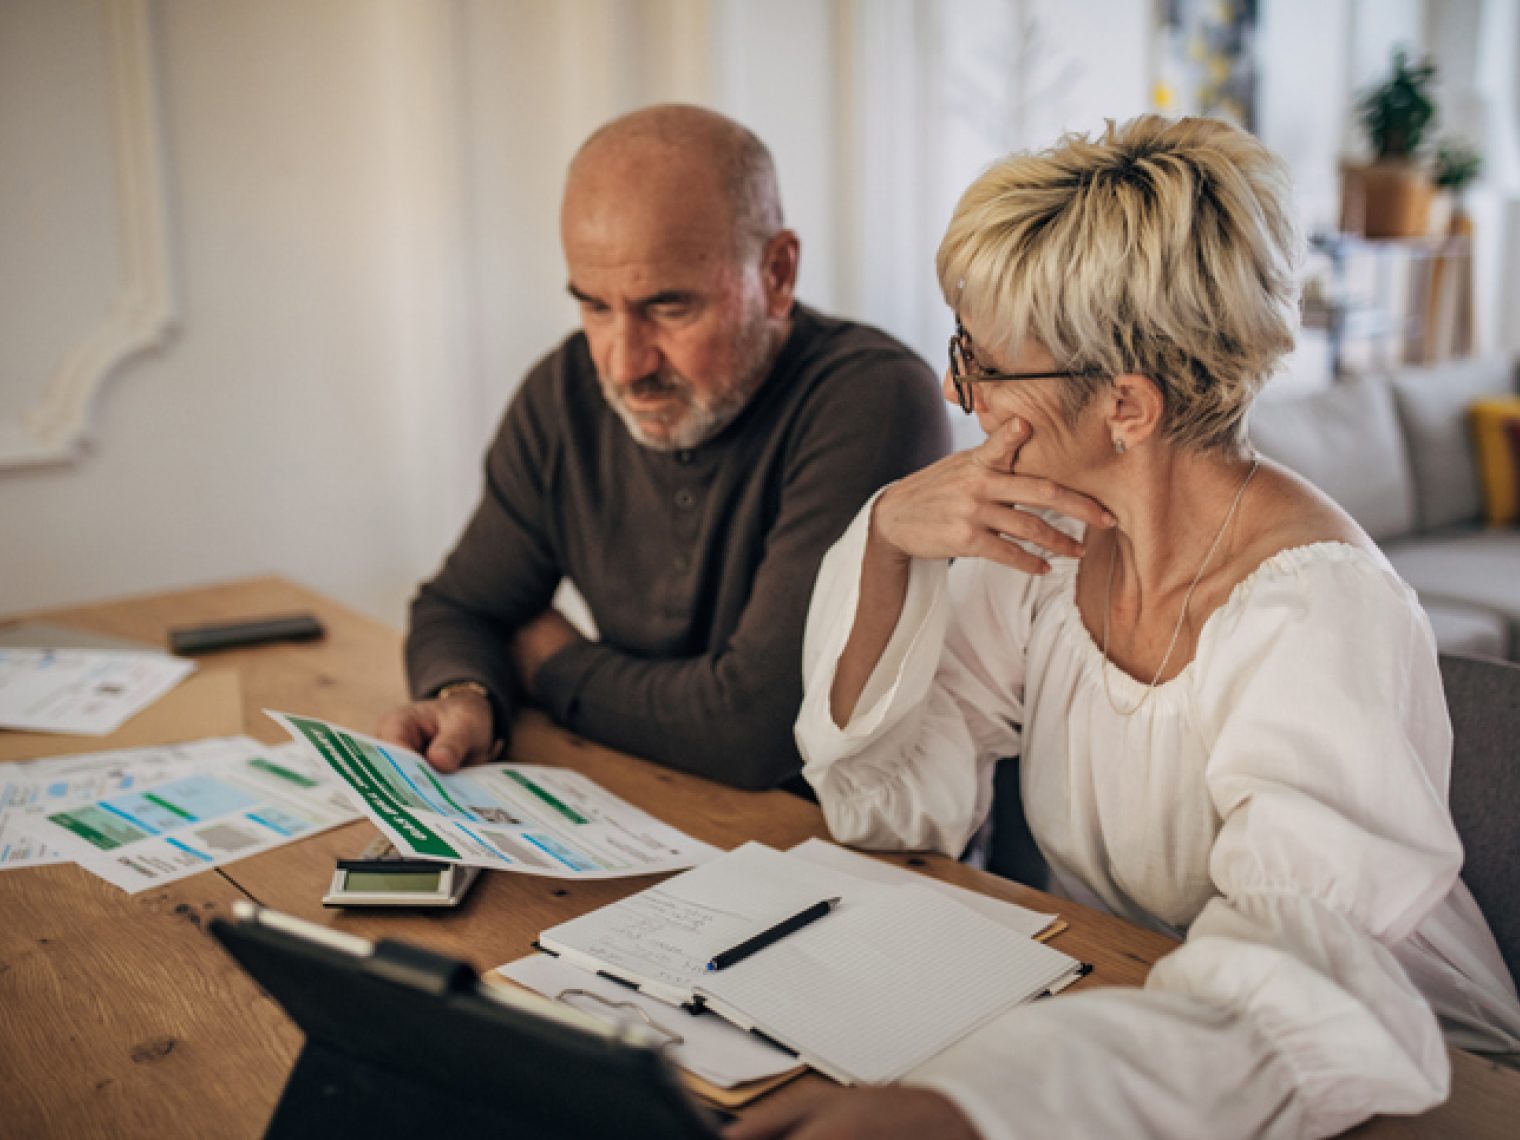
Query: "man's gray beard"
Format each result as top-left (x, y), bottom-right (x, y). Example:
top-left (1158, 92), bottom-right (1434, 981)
top-left (603, 314), bottom-right (778, 452)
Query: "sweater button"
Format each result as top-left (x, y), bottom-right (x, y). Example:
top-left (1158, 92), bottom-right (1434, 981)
top-left (674, 489), bottom-right (697, 510)
top-left (676, 449), bottom-right (694, 465)
top-left (673, 553), bottom-right (690, 572)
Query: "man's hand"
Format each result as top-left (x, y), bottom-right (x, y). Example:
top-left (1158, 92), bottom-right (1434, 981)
top-left (871, 414), bottom-right (1115, 576)
top-left (725, 1083), bottom-right (980, 1140)
top-left (509, 608), bottom-right (586, 699)
top-left (376, 689), bottom-right (495, 774)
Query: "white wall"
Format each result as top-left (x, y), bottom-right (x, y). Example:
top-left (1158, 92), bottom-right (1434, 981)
top-left (1, 0), bottom-right (472, 623)
top-left (2, 0), bottom-right (1510, 626)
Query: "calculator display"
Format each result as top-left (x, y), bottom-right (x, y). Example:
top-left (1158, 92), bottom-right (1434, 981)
top-left (342, 868), bottom-right (443, 893)
top-left (325, 835), bottom-right (478, 908)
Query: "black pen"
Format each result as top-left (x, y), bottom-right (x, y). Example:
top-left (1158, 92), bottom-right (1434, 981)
top-left (705, 897), bottom-right (842, 972)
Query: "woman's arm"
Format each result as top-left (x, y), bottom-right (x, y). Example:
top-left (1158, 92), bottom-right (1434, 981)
top-left (798, 512), bottom-right (1083, 854)
top-left (828, 520), bottom-right (913, 725)
top-left (829, 414), bottom-right (1110, 725)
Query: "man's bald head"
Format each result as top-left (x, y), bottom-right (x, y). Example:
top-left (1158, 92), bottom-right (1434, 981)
top-left (560, 106), bottom-right (800, 452)
top-left (563, 104), bottom-right (783, 258)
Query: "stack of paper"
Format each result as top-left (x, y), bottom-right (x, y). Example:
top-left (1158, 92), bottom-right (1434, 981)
top-left (527, 842), bottom-right (1080, 1088)
top-left (697, 880), bottom-right (1075, 1084)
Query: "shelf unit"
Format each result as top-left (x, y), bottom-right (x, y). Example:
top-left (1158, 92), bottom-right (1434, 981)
top-left (1302, 231), bottom-right (1473, 379)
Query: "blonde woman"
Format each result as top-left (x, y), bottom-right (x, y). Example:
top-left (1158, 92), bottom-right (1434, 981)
top-left (736, 117), bottom-right (1520, 1139)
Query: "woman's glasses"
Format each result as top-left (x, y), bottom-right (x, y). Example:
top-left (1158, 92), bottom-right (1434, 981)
top-left (948, 322), bottom-right (1098, 413)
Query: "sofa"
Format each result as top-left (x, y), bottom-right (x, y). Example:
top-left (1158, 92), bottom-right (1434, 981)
top-left (1248, 356), bottom-right (1520, 662)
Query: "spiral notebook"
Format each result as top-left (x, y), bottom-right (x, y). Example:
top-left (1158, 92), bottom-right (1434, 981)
top-left (537, 842), bottom-right (1082, 1085)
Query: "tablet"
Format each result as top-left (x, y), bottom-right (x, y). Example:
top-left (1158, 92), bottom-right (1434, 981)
top-left (210, 903), bottom-right (724, 1139)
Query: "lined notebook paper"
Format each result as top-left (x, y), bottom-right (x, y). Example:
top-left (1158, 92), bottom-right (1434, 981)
top-left (538, 843), bottom-right (1082, 1084)
top-left (538, 841), bottom-right (883, 1006)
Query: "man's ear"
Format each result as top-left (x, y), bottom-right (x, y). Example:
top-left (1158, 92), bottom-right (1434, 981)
top-left (1107, 372), bottom-right (1165, 452)
top-left (759, 229), bottom-right (800, 318)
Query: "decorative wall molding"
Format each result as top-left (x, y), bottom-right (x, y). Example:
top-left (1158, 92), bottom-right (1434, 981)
top-left (0, 0), bottom-right (176, 469)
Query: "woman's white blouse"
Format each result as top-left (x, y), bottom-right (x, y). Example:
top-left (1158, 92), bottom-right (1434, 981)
top-left (796, 496), bottom-right (1520, 1139)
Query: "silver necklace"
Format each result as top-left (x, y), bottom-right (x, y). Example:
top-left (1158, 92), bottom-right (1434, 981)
top-left (1100, 458), bottom-right (1261, 716)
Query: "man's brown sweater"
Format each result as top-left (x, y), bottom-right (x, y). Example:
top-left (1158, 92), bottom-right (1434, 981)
top-left (406, 304), bottom-right (949, 789)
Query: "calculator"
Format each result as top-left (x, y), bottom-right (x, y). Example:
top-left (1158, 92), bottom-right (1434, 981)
top-left (323, 835), bottom-right (481, 908)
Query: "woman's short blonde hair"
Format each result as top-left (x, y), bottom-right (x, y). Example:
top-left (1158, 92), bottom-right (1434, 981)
top-left (936, 114), bottom-right (1303, 451)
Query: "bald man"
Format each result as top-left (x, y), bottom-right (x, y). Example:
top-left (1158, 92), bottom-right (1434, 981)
top-left (380, 105), bottom-right (948, 790)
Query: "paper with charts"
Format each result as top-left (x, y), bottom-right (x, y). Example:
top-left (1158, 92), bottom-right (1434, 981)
top-left (0, 647), bottom-right (195, 735)
top-left (33, 737), bottom-right (360, 892)
top-left (1, 738), bottom-right (237, 869)
top-left (270, 712), bottom-right (720, 878)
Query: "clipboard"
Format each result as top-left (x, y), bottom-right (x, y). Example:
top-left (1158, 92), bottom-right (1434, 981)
top-left (209, 903), bottom-right (726, 1139)
top-left (486, 965), bottom-right (806, 1108)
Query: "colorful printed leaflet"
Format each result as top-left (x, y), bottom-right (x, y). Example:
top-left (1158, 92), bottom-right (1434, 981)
top-left (0, 739), bottom-right (242, 869)
top-left (269, 711), bottom-right (719, 879)
top-left (38, 740), bottom-right (358, 892)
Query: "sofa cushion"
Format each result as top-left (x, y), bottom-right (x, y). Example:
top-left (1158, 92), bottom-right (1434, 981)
top-left (1383, 528), bottom-right (1520, 658)
top-left (1470, 396), bottom-right (1520, 525)
top-left (1419, 599), bottom-right (1509, 660)
top-left (1249, 372), bottom-right (1418, 541)
top-left (1389, 357), bottom-right (1517, 530)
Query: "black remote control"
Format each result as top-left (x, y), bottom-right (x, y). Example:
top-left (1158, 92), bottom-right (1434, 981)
top-left (168, 613), bottom-right (325, 655)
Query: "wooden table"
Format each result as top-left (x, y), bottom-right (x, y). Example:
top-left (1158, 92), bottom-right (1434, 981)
top-left (2, 577), bottom-right (1516, 1137)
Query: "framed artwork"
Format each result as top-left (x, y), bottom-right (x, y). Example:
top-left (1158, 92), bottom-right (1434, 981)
top-left (1153, 0), bottom-right (1258, 129)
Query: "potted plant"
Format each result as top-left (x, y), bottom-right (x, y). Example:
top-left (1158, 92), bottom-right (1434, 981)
top-left (1341, 49), bottom-right (1439, 238)
top-left (1435, 138), bottom-right (1483, 194)
top-left (1435, 136), bottom-right (1482, 223)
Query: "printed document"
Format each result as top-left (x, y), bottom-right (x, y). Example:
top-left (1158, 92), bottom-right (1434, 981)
top-left (37, 737), bottom-right (359, 892)
top-left (0, 648), bottom-right (195, 735)
top-left (0, 738), bottom-right (237, 868)
top-left (271, 712), bottom-right (719, 879)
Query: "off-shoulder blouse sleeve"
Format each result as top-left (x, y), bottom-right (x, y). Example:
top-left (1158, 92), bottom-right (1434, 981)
top-left (795, 494), bottom-right (1048, 855)
top-left (805, 525), bottom-right (1465, 1137)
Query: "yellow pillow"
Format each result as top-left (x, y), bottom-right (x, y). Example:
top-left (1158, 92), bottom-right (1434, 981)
top-left (1470, 396), bottom-right (1520, 525)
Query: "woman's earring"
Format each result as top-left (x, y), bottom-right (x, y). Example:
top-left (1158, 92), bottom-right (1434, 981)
top-left (1112, 437), bottom-right (1126, 455)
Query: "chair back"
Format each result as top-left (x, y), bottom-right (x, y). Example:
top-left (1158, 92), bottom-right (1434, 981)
top-left (986, 757), bottom-right (1049, 889)
top-left (1440, 653), bottom-right (1520, 986)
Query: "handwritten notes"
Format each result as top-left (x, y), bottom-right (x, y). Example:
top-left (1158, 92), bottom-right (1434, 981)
top-left (540, 842), bottom-right (877, 1005)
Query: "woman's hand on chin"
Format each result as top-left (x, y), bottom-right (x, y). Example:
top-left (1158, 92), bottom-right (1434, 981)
top-left (870, 414), bottom-right (1114, 575)
top-left (724, 1084), bottom-right (982, 1140)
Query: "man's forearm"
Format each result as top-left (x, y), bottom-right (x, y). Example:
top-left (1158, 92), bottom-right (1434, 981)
top-left (405, 591), bottom-right (521, 742)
